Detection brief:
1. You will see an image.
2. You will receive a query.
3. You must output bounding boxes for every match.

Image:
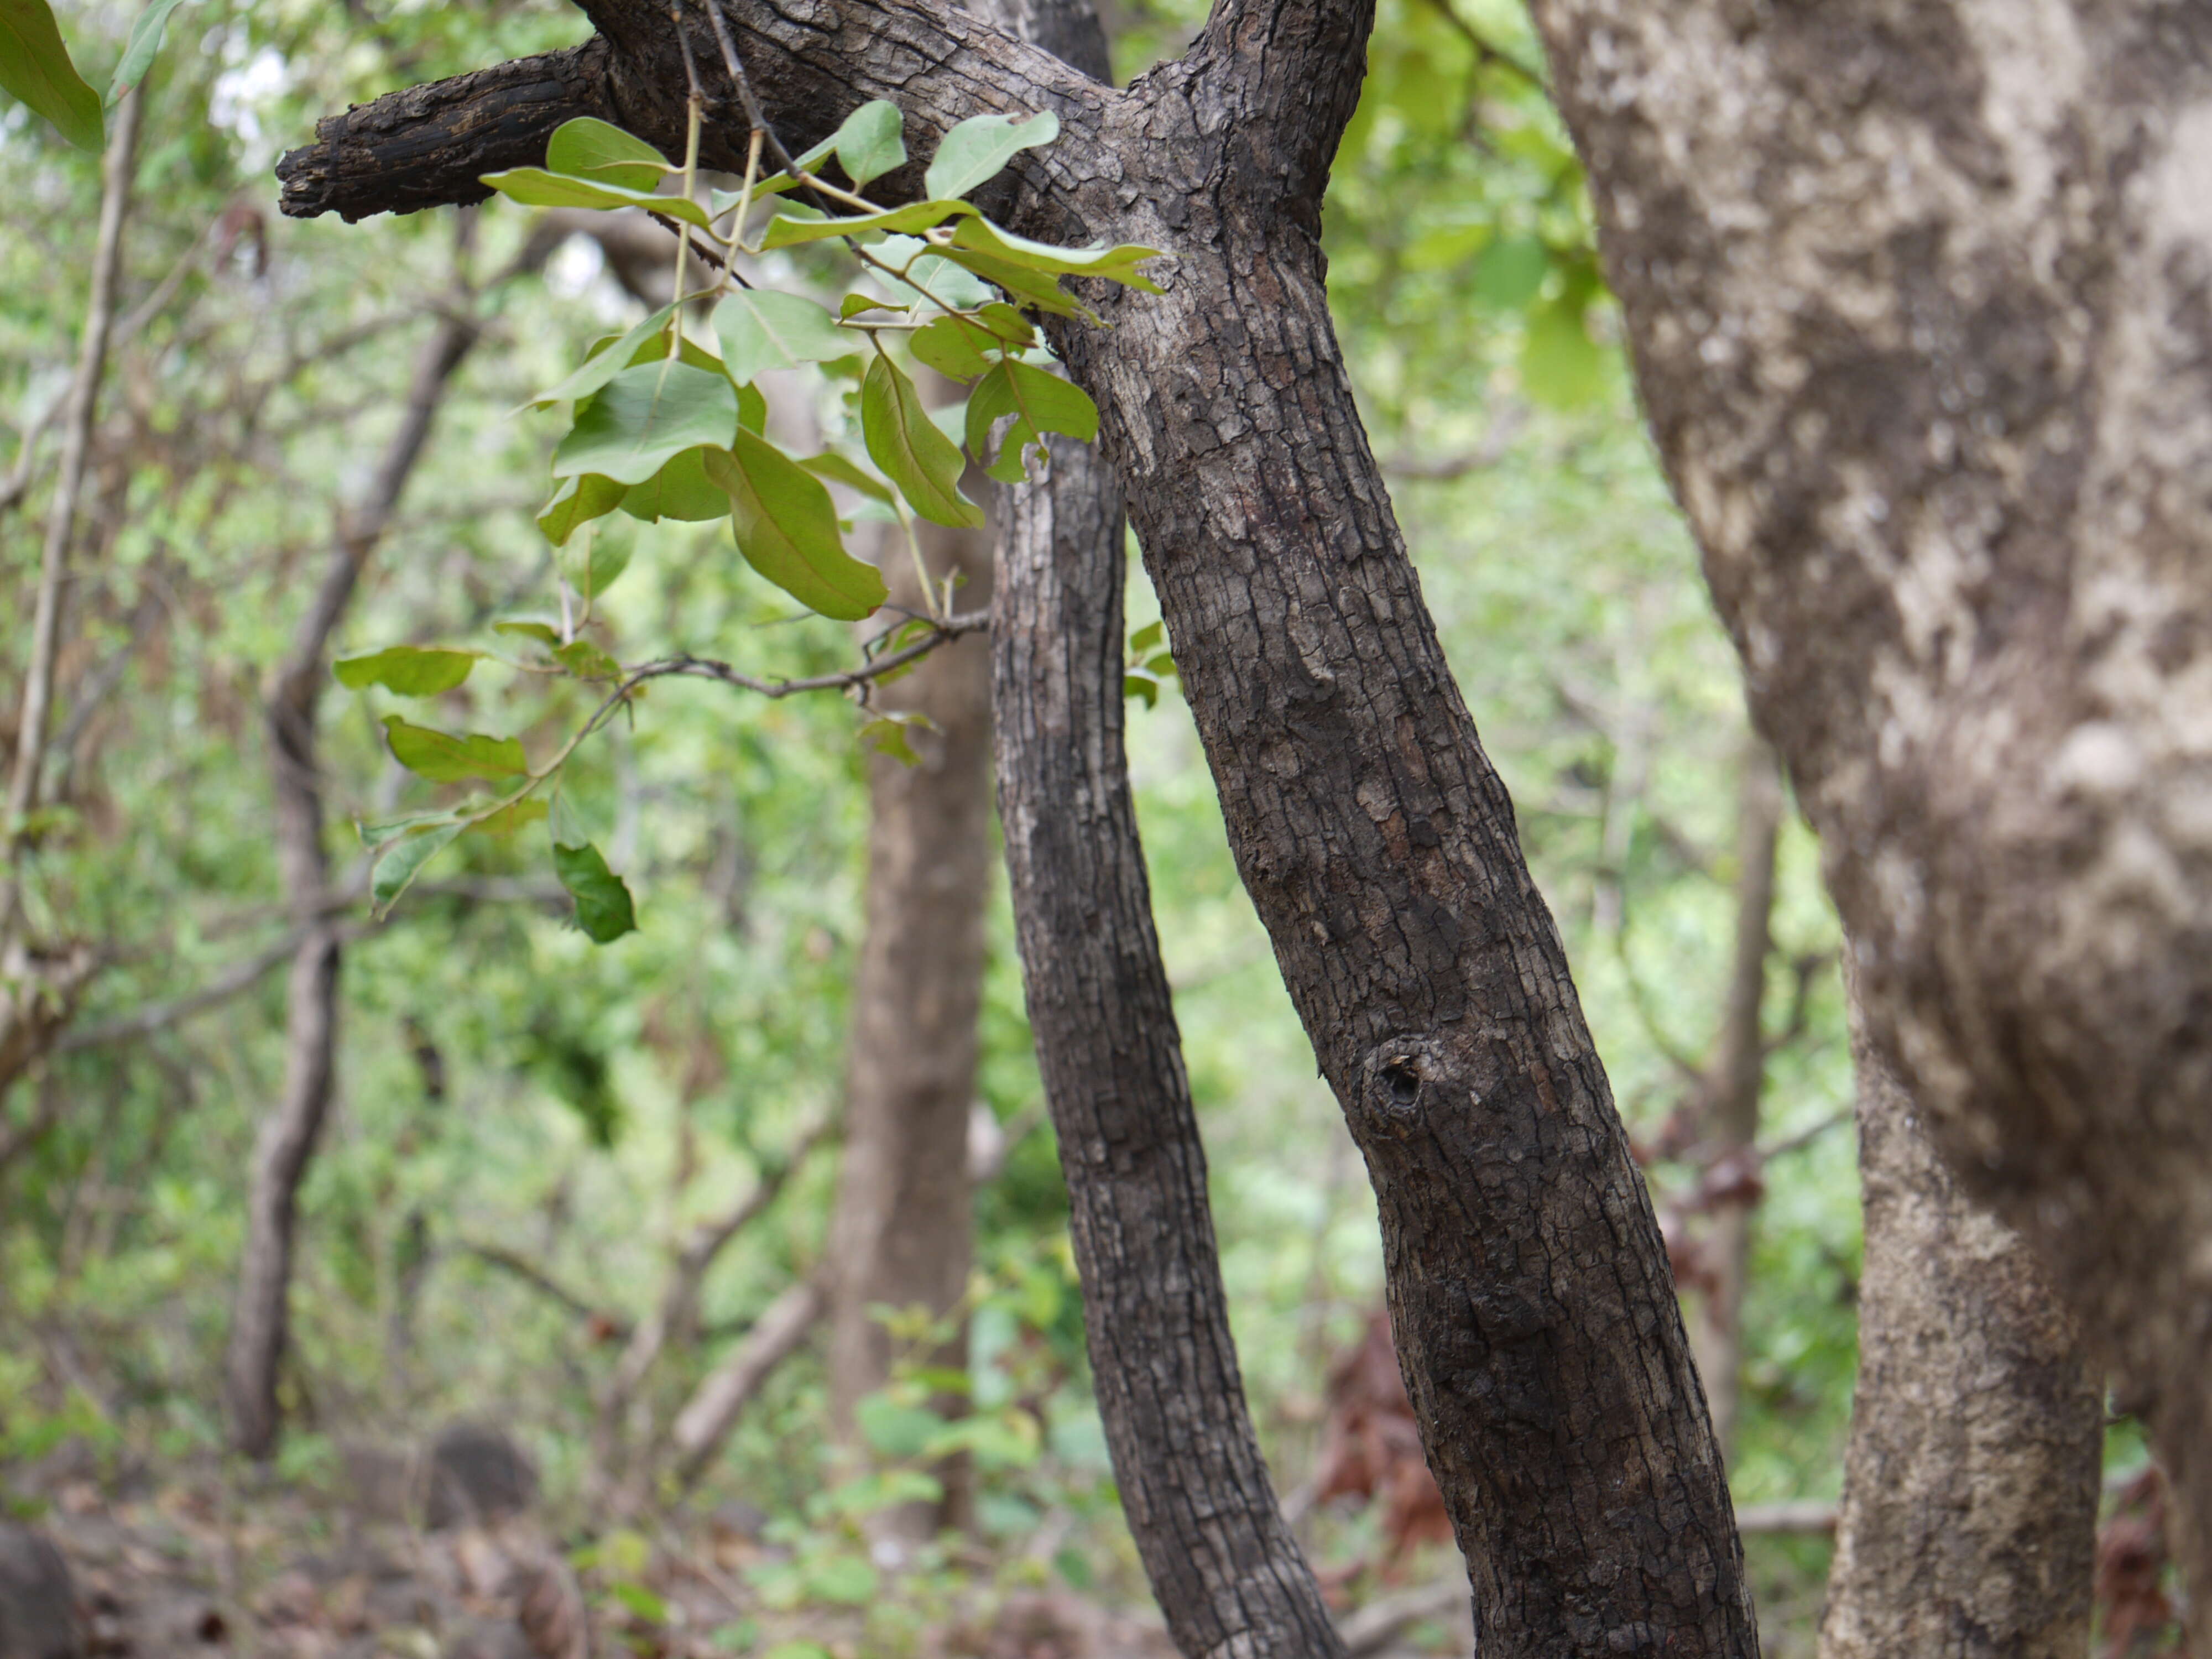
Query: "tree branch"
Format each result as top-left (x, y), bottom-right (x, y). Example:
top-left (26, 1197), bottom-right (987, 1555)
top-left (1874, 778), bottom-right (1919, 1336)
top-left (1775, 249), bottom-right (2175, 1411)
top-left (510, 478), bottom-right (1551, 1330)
top-left (276, 42), bottom-right (623, 222)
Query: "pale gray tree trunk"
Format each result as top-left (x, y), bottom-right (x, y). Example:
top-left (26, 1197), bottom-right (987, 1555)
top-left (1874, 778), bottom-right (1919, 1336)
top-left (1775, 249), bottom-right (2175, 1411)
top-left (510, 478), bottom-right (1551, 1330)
top-left (1522, 0), bottom-right (2212, 1617)
top-left (1820, 963), bottom-right (2104, 1659)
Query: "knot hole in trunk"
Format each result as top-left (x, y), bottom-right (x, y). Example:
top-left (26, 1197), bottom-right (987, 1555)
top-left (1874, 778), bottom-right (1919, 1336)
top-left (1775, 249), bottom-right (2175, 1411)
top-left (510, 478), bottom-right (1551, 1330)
top-left (1358, 1036), bottom-right (1445, 1139)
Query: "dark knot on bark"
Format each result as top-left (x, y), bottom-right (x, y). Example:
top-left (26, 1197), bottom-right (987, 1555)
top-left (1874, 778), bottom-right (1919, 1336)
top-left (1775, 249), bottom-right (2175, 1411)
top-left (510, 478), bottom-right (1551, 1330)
top-left (1357, 1035), bottom-right (1442, 1138)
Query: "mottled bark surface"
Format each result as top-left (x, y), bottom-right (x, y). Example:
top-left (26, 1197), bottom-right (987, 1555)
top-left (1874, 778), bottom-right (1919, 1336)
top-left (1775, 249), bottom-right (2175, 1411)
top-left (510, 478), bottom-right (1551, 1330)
top-left (823, 509), bottom-right (993, 1540)
top-left (226, 304), bottom-right (483, 1459)
top-left (1525, 0), bottom-right (2212, 1603)
top-left (1821, 972), bottom-right (2103, 1659)
top-left (279, 3), bottom-right (1755, 1645)
top-left (995, 431), bottom-right (1347, 1659)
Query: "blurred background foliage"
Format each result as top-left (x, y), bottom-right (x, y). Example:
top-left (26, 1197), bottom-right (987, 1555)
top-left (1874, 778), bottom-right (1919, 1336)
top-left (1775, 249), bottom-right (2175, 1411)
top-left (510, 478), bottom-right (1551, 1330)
top-left (2, 0), bottom-right (1864, 1649)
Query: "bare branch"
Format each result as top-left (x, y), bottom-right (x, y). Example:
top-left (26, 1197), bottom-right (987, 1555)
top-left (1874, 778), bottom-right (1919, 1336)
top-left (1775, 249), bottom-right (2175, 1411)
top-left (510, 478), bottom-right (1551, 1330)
top-left (457, 1239), bottom-right (629, 1333)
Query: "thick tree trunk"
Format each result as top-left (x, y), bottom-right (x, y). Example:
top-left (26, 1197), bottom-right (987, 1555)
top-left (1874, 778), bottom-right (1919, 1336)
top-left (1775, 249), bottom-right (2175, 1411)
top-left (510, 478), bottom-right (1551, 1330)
top-left (1686, 738), bottom-right (1782, 1461)
top-left (225, 301), bottom-right (482, 1459)
top-left (823, 509), bottom-right (993, 1542)
top-left (278, 6), bottom-right (1756, 1644)
top-left (994, 426), bottom-right (1348, 1658)
top-left (1523, 0), bottom-right (2212, 1611)
top-left (1820, 967), bottom-right (2104, 1659)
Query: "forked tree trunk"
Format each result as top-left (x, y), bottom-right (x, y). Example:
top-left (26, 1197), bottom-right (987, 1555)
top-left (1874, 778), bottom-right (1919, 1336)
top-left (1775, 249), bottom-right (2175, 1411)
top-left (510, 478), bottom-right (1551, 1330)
top-left (278, 4), bottom-right (1756, 1644)
top-left (823, 507), bottom-right (993, 1541)
top-left (1522, 0), bottom-right (2212, 1614)
top-left (1820, 965), bottom-right (2104, 1659)
top-left (226, 295), bottom-right (484, 1460)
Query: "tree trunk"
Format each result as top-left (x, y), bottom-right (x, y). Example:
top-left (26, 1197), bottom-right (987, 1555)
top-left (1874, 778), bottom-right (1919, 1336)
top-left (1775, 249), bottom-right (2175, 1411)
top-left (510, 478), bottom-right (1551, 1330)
top-left (1522, 0), bottom-right (2212, 1613)
top-left (1686, 737), bottom-right (1782, 1461)
top-left (823, 506), bottom-right (994, 1542)
top-left (225, 293), bottom-right (483, 1460)
top-left (1820, 963), bottom-right (2104, 1659)
top-left (994, 424), bottom-right (1348, 1657)
top-left (278, 6), bottom-right (1757, 1644)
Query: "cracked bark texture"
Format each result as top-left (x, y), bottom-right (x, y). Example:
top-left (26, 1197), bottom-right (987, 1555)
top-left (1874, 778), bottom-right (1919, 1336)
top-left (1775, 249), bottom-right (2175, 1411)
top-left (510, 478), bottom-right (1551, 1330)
top-left (986, 1), bottom-right (1344, 1650)
top-left (1525, 0), bottom-right (2212, 1606)
top-left (994, 426), bottom-right (1347, 1659)
top-left (278, 0), bottom-right (1755, 1645)
top-left (1820, 967), bottom-right (2103, 1659)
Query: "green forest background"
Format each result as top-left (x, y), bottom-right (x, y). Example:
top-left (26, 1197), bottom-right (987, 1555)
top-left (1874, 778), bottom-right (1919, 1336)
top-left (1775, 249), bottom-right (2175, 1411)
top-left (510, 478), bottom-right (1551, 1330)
top-left (2, 0), bottom-right (1900, 1649)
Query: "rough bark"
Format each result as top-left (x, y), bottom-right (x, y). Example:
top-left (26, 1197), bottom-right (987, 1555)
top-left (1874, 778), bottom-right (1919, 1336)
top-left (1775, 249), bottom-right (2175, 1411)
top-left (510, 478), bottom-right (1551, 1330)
top-left (1820, 967), bottom-right (2104, 1659)
top-left (823, 506), bottom-right (993, 1542)
top-left (278, 3), bottom-right (1755, 1646)
top-left (224, 276), bottom-right (487, 1459)
top-left (1522, 0), bottom-right (2212, 1611)
top-left (1685, 738), bottom-right (1782, 1460)
top-left (994, 427), bottom-right (1348, 1659)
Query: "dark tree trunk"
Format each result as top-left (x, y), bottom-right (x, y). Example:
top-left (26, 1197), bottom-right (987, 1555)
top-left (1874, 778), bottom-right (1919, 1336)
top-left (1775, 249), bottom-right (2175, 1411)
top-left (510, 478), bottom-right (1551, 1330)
top-left (1821, 964), bottom-right (2104, 1658)
top-left (985, 4), bottom-right (1343, 1651)
top-left (1521, 0), bottom-right (2212, 1612)
top-left (225, 300), bottom-right (483, 1459)
top-left (823, 506), bottom-right (993, 1541)
top-left (278, 6), bottom-right (1756, 1644)
top-left (994, 423), bottom-right (1347, 1657)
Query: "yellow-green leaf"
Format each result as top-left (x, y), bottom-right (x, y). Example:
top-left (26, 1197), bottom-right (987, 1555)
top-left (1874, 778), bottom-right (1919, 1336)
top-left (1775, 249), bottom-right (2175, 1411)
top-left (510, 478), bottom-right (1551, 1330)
top-left (862, 353), bottom-right (983, 528)
top-left (703, 433), bottom-right (888, 621)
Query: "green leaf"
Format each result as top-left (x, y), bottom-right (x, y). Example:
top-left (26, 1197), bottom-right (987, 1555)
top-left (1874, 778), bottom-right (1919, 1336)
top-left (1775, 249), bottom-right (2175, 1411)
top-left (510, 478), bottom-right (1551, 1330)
top-left (0, 0), bottom-right (102, 150)
top-left (973, 303), bottom-right (1036, 346)
top-left (369, 822), bottom-right (464, 915)
top-left (711, 290), bottom-right (852, 384)
top-left (1124, 669), bottom-right (1160, 708)
top-left (479, 168), bottom-right (711, 228)
top-left (619, 448), bottom-right (728, 522)
top-left (493, 620), bottom-right (562, 648)
top-left (558, 520), bottom-right (634, 606)
top-left (862, 353), bottom-right (983, 528)
top-left (553, 840), bottom-right (637, 943)
top-left (1520, 294), bottom-right (1606, 409)
top-left (758, 198), bottom-right (976, 249)
top-left (854, 1394), bottom-right (945, 1458)
top-left (545, 117), bottom-right (670, 192)
top-left (608, 1582), bottom-right (669, 1625)
top-left (703, 434), bottom-right (888, 621)
top-left (948, 217), bottom-right (1162, 290)
top-left (538, 472), bottom-right (629, 546)
top-left (936, 247), bottom-right (1081, 318)
top-left (358, 807), bottom-right (466, 852)
top-left (525, 303), bottom-right (677, 408)
top-left (553, 639), bottom-right (623, 681)
top-left (964, 358), bottom-right (1098, 483)
top-left (333, 646), bottom-right (477, 697)
top-left (1128, 620), bottom-right (1163, 654)
top-left (553, 362), bottom-right (739, 485)
top-left (1472, 235), bottom-right (1550, 310)
top-left (860, 711), bottom-right (935, 765)
top-left (473, 797), bottom-right (547, 838)
top-left (799, 452), bottom-right (894, 504)
top-left (831, 98), bottom-right (905, 189)
top-left (108, 0), bottom-right (191, 105)
top-left (382, 716), bottom-right (529, 784)
top-left (738, 380), bottom-right (768, 433)
top-left (895, 253), bottom-right (995, 311)
top-left (909, 316), bottom-right (994, 383)
top-left (743, 132), bottom-right (839, 202)
top-left (841, 294), bottom-right (899, 321)
top-left (924, 110), bottom-right (1057, 201)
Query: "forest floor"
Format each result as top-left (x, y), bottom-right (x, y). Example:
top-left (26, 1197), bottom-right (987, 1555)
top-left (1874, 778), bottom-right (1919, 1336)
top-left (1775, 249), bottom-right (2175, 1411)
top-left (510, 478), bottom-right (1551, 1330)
top-left (0, 1432), bottom-right (1271, 1659)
